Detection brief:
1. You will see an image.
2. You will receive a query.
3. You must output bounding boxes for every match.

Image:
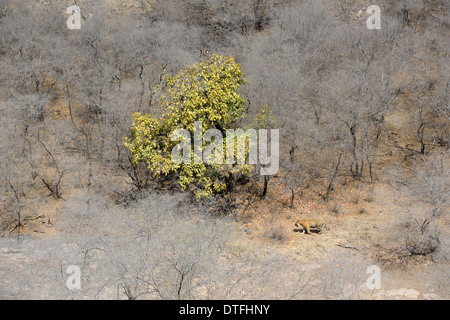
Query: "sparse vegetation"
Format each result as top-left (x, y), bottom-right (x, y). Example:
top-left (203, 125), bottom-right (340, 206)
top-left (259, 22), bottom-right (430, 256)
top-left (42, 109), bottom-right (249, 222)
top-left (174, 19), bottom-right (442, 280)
top-left (0, 0), bottom-right (448, 300)
top-left (265, 224), bottom-right (289, 243)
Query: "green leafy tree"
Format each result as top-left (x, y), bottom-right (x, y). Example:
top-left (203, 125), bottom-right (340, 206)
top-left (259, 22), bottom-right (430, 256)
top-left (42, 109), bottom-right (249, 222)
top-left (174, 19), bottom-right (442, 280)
top-left (124, 54), bottom-right (253, 198)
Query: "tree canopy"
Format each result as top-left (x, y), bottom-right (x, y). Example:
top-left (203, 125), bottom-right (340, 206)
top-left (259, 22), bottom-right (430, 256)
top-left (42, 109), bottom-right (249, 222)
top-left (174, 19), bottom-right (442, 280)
top-left (124, 54), bottom-right (253, 198)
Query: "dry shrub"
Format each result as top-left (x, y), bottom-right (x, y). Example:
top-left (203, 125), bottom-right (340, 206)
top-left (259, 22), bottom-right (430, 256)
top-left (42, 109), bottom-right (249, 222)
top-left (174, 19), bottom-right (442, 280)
top-left (403, 225), bottom-right (440, 256)
top-left (265, 225), bottom-right (289, 242)
top-left (329, 202), bottom-right (342, 214)
top-left (377, 222), bottom-right (441, 268)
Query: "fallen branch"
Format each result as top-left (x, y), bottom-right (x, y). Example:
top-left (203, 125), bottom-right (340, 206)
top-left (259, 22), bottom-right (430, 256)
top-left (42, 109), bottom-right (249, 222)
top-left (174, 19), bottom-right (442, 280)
top-left (23, 214), bottom-right (44, 222)
top-left (337, 243), bottom-right (359, 250)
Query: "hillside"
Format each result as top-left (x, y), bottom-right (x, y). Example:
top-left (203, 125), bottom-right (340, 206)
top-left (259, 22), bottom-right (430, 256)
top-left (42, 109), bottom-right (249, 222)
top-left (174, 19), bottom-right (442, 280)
top-left (0, 0), bottom-right (448, 300)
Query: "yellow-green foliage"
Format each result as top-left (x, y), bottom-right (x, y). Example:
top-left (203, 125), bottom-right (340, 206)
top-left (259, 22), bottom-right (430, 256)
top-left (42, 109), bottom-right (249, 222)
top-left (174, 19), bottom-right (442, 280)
top-left (124, 54), bottom-right (252, 198)
top-left (251, 105), bottom-right (277, 129)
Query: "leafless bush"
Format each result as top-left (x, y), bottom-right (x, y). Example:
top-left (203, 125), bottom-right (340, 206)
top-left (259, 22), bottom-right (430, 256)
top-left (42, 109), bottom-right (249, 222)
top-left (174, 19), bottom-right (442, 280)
top-left (394, 152), bottom-right (449, 257)
top-left (265, 224), bottom-right (289, 243)
top-left (358, 208), bottom-right (367, 215)
top-left (403, 223), bottom-right (440, 256)
top-left (197, 194), bottom-right (240, 217)
top-left (350, 192), bottom-right (361, 205)
top-left (329, 202), bottom-right (343, 215)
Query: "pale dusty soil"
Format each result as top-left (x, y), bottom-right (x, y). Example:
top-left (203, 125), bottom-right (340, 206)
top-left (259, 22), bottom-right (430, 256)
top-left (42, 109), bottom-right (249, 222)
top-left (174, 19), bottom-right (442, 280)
top-left (231, 177), bottom-right (449, 300)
